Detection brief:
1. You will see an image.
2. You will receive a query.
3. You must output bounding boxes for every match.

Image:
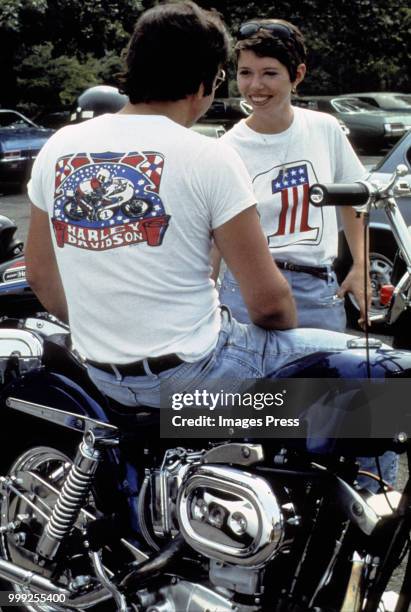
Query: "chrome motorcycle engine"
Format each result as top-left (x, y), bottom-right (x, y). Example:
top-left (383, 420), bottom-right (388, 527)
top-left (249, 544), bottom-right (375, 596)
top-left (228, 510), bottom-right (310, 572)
top-left (147, 446), bottom-right (290, 570)
top-left (177, 464), bottom-right (285, 567)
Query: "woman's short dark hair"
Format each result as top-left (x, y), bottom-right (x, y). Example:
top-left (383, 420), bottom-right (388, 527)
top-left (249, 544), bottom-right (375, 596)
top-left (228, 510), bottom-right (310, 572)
top-left (120, 1), bottom-right (230, 104)
top-left (235, 19), bottom-right (306, 81)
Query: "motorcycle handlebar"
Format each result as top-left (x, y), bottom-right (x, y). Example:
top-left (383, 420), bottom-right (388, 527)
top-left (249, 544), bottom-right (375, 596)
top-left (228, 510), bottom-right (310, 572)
top-left (309, 182), bottom-right (370, 207)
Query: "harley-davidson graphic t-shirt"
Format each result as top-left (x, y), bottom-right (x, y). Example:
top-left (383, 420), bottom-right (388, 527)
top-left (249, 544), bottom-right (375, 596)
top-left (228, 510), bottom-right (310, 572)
top-left (28, 114), bottom-right (255, 364)
top-left (221, 106), bottom-right (366, 266)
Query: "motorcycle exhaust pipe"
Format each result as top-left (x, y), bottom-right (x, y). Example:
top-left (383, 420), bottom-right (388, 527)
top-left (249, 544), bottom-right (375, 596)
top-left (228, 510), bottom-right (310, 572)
top-left (120, 534), bottom-right (186, 593)
top-left (0, 557), bottom-right (71, 597)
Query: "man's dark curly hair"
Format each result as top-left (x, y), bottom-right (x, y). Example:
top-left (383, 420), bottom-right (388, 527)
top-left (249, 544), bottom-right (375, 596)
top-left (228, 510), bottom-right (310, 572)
top-left (235, 19), bottom-right (306, 81)
top-left (119, 1), bottom-right (230, 104)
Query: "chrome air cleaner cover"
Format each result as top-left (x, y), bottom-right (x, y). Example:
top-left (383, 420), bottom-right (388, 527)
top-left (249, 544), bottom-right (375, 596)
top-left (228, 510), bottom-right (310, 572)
top-left (177, 465), bottom-right (284, 567)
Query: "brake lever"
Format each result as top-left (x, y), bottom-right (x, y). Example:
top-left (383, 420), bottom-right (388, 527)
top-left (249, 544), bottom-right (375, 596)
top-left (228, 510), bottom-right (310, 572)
top-left (352, 164), bottom-right (410, 215)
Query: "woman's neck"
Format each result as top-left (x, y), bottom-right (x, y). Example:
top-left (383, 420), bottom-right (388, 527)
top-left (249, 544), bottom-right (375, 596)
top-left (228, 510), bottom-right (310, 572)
top-left (245, 104), bottom-right (294, 135)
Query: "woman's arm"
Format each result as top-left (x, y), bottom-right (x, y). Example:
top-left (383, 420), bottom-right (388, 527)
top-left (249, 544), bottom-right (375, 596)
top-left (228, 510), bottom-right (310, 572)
top-left (338, 207), bottom-right (371, 327)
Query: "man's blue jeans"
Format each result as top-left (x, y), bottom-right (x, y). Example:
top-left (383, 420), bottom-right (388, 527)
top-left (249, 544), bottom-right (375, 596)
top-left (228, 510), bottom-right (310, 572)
top-left (87, 308), bottom-right (397, 492)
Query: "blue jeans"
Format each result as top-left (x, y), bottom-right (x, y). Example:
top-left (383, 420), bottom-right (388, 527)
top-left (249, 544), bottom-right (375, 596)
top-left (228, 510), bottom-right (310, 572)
top-left (219, 267), bottom-right (346, 331)
top-left (87, 307), bottom-right (357, 405)
top-left (87, 308), bottom-right (397, 492)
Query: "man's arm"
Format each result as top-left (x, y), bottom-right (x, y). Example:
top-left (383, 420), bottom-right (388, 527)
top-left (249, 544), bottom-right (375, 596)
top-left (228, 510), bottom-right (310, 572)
top-left (25, 204), bottom-right (69, 323)
top-left (338, 207), bottom-right (371, 327)
top-left (213, 206), bottom-right (297, 329)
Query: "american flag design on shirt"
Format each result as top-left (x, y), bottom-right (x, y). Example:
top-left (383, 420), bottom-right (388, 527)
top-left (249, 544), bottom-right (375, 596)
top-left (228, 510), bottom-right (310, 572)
top-left (52, 151), bottom-right (170, 251)
top-left (253, 161), bottom-right (322, 249)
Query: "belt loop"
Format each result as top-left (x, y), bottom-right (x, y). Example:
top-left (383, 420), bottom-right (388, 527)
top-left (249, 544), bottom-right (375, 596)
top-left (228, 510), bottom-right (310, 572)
top-left (220, 304), bottom-right (232, 322)
top-left (143, 359), bottom-right (155, 376)
top-left (112, 365), bottom-right (123, 382)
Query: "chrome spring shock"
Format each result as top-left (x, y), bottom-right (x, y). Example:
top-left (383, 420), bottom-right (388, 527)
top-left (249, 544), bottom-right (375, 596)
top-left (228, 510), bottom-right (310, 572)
top-left (36, 436), bottom-right (102, 560)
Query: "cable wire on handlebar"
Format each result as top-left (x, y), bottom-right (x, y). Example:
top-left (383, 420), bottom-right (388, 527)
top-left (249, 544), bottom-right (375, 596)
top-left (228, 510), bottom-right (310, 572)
top-left (362, 211), bottom-right (371, 380)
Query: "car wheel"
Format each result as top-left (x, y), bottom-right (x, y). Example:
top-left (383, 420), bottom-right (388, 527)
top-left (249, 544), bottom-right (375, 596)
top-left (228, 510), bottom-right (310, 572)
top-left (345, 251), bottom-right (394, 330)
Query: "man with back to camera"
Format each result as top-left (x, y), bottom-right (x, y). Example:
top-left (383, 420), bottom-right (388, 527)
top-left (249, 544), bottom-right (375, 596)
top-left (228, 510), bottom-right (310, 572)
top-left (26, 0), bottom-right (358, 409)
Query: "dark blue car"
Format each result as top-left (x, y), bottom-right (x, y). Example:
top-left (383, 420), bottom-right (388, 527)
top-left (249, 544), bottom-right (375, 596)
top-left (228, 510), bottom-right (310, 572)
top-left (0, 110), bottom-right (54, 185)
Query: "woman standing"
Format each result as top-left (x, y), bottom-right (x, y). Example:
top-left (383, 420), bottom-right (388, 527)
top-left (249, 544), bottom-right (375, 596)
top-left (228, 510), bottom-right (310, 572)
top-left (216, 19), bottom-right (397, 491)
top-left (217, 19), bottom-right (370, 331)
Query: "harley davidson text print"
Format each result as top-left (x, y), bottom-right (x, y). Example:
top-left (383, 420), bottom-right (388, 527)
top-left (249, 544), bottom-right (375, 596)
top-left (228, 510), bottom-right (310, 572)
top-left (52, 151), bottom-right (169, 250)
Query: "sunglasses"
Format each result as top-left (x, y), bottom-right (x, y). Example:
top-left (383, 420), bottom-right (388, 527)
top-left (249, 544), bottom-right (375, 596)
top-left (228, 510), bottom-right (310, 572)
top-left (214, 68), bottom-right (226, 90)
top-left (238, 22), bottom-right (293, 40)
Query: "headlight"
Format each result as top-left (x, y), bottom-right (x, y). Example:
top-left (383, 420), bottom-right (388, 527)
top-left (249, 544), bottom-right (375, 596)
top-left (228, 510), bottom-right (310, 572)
top-left (384, 122), bottom-right (405, 135)
top-left (1, 150), bottom-right (23, 162)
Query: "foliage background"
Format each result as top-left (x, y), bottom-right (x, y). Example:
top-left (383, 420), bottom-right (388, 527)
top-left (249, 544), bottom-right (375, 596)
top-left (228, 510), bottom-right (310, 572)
top-left (0, 0), bottom-right (410, 117)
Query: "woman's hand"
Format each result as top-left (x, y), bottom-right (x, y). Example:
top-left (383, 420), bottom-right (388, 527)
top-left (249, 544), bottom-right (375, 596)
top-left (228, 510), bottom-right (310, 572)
top-left (337, 263), bottom-right (372, 329)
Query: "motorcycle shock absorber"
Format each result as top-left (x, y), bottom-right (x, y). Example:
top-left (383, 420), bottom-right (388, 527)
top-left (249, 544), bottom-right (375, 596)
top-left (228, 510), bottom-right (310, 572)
top-left (36, 428), bottom-right (118, 561)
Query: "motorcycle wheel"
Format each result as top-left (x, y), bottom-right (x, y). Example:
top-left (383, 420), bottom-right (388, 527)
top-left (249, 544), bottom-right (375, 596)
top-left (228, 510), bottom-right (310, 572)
top-left (121, 198), bottom-right (151, 218)
top-left (63, 200), bottom-right (88, 221)
top-left (0, 444), bottom-right (114, 611)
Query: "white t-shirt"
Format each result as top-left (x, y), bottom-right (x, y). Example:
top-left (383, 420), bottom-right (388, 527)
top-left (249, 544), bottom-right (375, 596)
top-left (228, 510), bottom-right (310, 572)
top-left (28, 114), bottom-right (255, 363)
top-left (221, 107), bottom-right (366, 266)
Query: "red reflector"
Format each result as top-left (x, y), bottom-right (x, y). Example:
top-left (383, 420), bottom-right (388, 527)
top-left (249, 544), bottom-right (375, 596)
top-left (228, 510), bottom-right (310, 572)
top-left (380, 284), bottom-right (395, 306)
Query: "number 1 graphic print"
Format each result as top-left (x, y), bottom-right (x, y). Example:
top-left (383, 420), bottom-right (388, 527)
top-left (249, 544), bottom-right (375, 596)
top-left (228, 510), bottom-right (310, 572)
top-left (268, 163), bottom-right (320, 247)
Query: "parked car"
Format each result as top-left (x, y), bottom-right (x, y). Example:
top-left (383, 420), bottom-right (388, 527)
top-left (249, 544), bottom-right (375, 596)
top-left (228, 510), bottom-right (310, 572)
top-left (35, 110), bottom-right (70, 130)
top-left (343, 92), bottom-right (411, 113)
top-left (200, 97), bottom-right (249, 130)
top-left (0, 110), bottom-right (54, 185)
top-left (191, 123), bottom-right (226, 138)
top-left (336, 130), bottom-right (411, 328)
top-left (292, 95), bottom-right (410, 153)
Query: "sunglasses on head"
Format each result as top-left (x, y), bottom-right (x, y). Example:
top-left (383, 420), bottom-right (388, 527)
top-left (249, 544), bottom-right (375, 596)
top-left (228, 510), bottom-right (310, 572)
top-left (238, 21), bottom-right (293, 40)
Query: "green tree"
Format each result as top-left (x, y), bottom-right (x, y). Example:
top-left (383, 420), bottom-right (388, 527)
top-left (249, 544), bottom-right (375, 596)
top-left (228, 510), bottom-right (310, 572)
top-left (1, 0), bottom-right (409, 114)
top-left (0, 0), bottom-right (143, 113)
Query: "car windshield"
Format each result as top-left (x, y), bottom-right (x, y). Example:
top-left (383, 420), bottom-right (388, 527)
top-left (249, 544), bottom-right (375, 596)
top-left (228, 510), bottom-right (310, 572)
top-left (332, 98), bottom-right (377, 112)
top-left (0, 112), bottom-right (34, 129)
top-left (389, 95), bottom-right (411, 109)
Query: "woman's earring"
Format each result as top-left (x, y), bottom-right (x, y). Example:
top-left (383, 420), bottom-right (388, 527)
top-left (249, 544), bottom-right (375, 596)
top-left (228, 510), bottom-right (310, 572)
top-left (291, 86), bottom-right (297, 94)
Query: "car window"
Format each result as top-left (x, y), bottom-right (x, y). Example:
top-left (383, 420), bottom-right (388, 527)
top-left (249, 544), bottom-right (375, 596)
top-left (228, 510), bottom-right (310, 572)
top-left (359, 97), bottom-right (379, 107)
top-left (0, 112), bottom-right (33, 128)
top-left (394, 95), bottom-right (411, 109)
top-left (332, 98), bottom-right (376, 112)
top-left (373, 133), bottom-right (411, 173)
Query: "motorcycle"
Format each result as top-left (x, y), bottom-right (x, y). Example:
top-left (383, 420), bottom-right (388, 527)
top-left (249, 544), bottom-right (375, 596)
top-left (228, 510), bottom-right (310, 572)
top-left (310, 162), bottom-right (411, 350)
top-left (0, 214), bottom-right (41, 319)
top-left (0, 168), bottom-right (410, 611)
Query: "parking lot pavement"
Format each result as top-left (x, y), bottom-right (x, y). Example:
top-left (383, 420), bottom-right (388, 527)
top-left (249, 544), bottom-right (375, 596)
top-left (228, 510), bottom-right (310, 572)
top-left (0, 186), bottom-right (30, 241)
